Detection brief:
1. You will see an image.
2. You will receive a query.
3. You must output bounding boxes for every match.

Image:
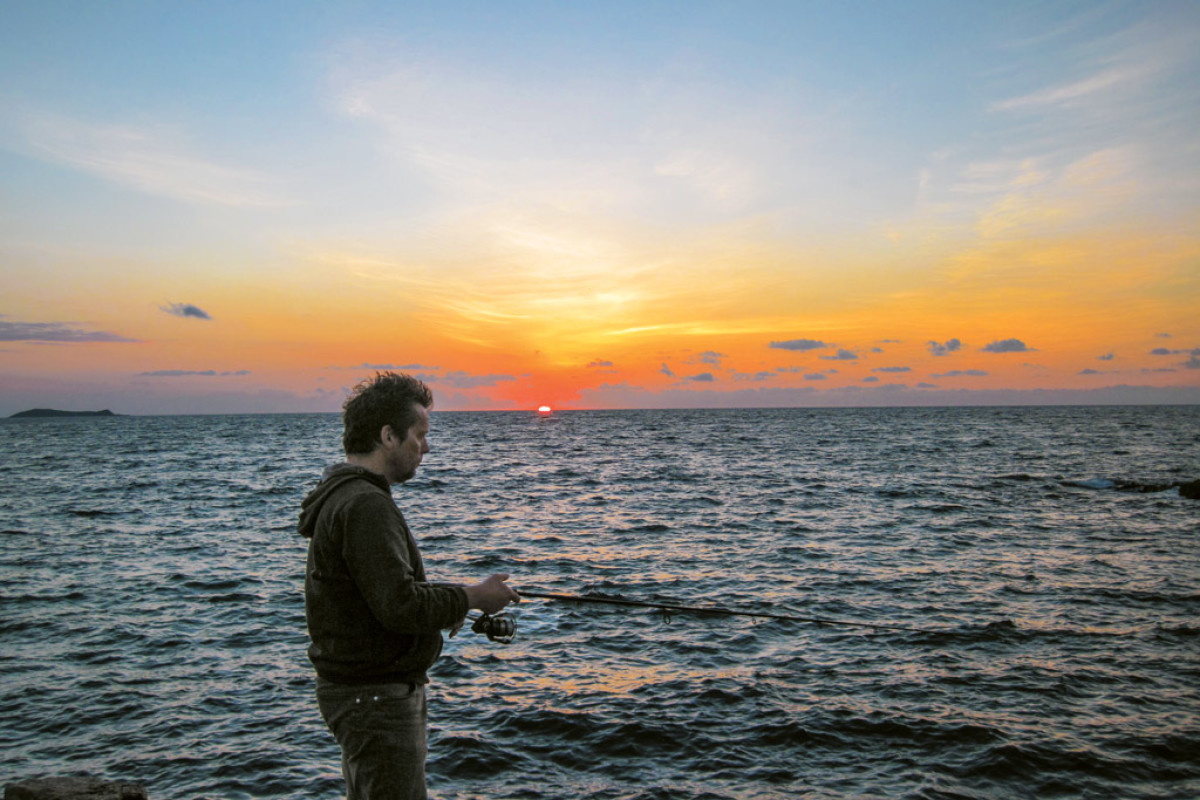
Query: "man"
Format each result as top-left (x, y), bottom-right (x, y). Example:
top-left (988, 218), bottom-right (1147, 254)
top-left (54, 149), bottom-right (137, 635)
top-left (298, 372), bottom-right (519, 800)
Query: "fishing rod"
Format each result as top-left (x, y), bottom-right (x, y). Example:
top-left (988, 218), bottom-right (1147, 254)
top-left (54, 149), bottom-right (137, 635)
top-left (514, 588), bottom-right (936, 635)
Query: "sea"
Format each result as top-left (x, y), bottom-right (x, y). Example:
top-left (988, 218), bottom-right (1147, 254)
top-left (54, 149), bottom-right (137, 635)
top-left (1, 406), bottom-right (1197, 800)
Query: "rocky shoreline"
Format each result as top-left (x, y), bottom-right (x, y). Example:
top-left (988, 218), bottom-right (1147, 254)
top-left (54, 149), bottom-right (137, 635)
top-left (4, 776), bottom-right (148, 800)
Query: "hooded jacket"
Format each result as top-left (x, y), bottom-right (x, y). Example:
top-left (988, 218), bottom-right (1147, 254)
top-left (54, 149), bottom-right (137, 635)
top-left (298, 463), bottom-right (469, 685)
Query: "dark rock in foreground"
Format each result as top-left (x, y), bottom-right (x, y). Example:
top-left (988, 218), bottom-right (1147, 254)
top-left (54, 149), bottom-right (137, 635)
top-left (1181, 480), bottom-right (1200, 500)
top-left (9, 409), bottom-right (119, 419)
top-left (4, 776), bottom-right (147, 800)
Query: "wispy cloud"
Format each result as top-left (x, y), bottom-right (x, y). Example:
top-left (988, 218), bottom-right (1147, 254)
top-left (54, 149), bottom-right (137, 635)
top-left (684, 372), bottom-right (715, 383)
top-left (820, 348), bottom-right (858, 361)
top-left (139, 369), bottom-right (250, 377)
top-left (12, 111), bottom-right (287, 207)
top-left (161, 303), bottom-right (211, 320)
top-left (435, 371), bottom-right (517, 389)
top-left (331, 362), bottom-right (440, 371)
top-left (0, 319), bottom-right (136, 343)
top-left (873, 366), bottom-right (911, 373)
top-left (325, 40), bottom-right (796, 218)
top-left (693, 351), bottom-right (725, 366)
top-left (732, 369), bottom-right (775, 382)
top-left (932, 369), bottom-right (988, 378)
top-left (990, 66), bottom-right (1147, 113)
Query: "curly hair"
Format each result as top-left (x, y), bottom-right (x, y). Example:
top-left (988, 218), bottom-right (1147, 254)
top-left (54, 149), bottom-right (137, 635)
top-left (342, 372), bottom-right (434, 455)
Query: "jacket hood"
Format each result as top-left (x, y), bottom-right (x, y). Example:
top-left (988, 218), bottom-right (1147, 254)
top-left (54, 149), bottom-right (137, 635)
top-left (297, 463), bottom-right (391, 538)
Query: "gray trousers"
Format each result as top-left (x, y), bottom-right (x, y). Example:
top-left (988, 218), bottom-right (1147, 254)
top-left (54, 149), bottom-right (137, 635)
top-left (317, 678), bottom-right (428, 800)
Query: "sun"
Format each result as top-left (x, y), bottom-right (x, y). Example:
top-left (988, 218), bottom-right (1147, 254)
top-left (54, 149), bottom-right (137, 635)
top-left (537, 405), bottom-right (553, 415)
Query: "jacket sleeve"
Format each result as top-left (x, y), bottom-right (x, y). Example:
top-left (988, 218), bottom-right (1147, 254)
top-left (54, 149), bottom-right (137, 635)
top-left (338, 491), bottom-right (468, 633)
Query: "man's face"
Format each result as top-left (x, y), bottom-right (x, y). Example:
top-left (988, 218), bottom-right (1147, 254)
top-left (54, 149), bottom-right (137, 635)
top-left (384, 404), bottom-right (430, 484)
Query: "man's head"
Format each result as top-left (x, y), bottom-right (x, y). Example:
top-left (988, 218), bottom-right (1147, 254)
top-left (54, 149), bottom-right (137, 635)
top-left (343, 372), bottom-right (434, 482)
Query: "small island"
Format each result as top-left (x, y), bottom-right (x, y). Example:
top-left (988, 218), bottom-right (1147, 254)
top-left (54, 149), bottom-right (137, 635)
top-left (9, 408), bottom-right (120, 418)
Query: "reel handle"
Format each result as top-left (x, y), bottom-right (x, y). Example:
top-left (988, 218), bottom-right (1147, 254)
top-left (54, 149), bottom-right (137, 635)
top-left (471, 612), bottom-right (516, 644)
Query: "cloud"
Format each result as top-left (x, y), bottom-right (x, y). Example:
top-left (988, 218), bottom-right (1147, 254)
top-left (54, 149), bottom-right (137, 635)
top-left (161, 303), bottom-right (212, 320)
top-left (770, 339), bottom-right (828, 352)
top-left (325, 41), bottom-right (801, 218)
top-left (587, 360), bottom-right (614, 368)
top-left (803, 373), bottom-right (827, 381)
top-left (357, 362), bottom-right (438, 371)
top-left (927, 339), bottom-right (962, 357)
top-left (685, 372), bottom-right (715, 382)
top-left (932, 370), bottom-right (989, 378)
top-left (138, 369), bottom-right (250, 377)
top-left (436, 371), bottom-right (517, 388)
top-left (0, 320), bottom-right (137, 343)
top-left (569, 380), bottom-right (1200, 412)
top-left (1079, 369), bottom-right (1106, 375)
top-left (695, 351), bottom-right (725, 366)
top-left (873, 366), bottom-right (911, 373)
top-left (821, 349), bottom-right (858, 361)
top-left (1098, 353), bottom-right (1115, 361)
top-left (732, 370), bottom-right (776, 382)
top-left (981, 339), bottom-right (1032, 353)
top-left (660, 363), bottom-right (675, 378)
top-left (1156, 347), bottom-right (1200, 369)
top-left (862, 376), bottom-right (879, 383)
top-left (990, 66), bottom-right (1147, 113)
top-left (653, 149), bottom-right (761, 208)
top-left (15, 111), bottom-right (287, 207)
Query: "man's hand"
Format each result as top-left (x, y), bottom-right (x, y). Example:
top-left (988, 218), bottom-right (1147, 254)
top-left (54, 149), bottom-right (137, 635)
top-left (464, 573), bottom-right (520, 614)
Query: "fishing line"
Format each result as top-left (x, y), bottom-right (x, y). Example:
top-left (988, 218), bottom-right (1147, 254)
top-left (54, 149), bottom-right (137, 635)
top-left (517, 588), bottom-right (940, 635)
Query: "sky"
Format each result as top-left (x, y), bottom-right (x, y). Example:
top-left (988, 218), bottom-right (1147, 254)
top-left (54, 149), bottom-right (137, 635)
top-left (1, 0), bottom-right (1198, 414)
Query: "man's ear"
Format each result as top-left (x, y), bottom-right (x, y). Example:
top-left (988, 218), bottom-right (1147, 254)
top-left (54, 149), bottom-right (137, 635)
top-left (380, 425), bottom-right (396, 447)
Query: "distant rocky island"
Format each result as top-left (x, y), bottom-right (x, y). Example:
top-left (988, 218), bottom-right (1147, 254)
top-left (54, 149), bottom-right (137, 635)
top-left (9, 408), bottom-right (120, 418)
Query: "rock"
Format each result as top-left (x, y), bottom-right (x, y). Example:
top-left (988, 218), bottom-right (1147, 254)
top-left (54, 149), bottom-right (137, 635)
top-left (1180, 480), bottom-right (1200, 500)
top-left (9, 409), bottom-right (119, 418)
top-left (4, 776), bottom-right (148, 800)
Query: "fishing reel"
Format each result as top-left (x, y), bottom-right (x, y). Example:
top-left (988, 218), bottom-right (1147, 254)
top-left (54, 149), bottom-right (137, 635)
top-left (470, 612), bottom-right (517, 644)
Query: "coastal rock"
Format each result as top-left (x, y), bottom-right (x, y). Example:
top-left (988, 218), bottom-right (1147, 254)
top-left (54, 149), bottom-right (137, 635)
top-left (3, 776), bottom-right (147, 800)
top-left (1180, 480), bottom-right (1200, 500)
